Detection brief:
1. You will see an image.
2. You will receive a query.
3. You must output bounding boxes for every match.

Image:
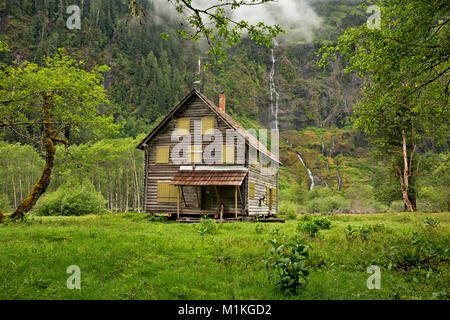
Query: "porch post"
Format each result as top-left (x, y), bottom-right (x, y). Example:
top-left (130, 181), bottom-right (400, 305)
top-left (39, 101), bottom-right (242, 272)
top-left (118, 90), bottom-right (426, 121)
top-left (177, 186), bottom-right (180, 220)
top-left (235, 185), bottom-right (238, 219)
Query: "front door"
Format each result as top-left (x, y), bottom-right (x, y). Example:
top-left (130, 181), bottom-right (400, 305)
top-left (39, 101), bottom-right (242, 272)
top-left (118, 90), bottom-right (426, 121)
top-left (201, 186), bottom-right (214, 210)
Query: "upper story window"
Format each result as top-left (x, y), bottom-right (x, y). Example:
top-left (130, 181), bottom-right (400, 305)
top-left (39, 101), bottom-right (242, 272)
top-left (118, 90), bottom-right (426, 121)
top-left (176, 118), bottom-right (190, 136)
top-left (202, 117), bottom-right (215, 135)
top-left (188, 145), bottom-right (202, 163)
top-left (222, 145), bottom-right (235, 164)
top-left (156, 146), bottom-right (170, 164)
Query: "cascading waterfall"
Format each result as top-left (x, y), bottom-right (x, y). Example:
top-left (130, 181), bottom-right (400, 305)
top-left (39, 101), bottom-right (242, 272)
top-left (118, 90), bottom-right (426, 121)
top-left (269, 40), bottom-right (279, 131)
top-left (296, 151), bottom-right (315, 191)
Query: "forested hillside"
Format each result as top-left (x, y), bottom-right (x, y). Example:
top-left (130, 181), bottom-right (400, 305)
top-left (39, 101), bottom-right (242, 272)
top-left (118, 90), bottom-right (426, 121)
top-left (1, 0), bottom-right (365, 137)
top-left (0, 0), bottom-right (447, 215)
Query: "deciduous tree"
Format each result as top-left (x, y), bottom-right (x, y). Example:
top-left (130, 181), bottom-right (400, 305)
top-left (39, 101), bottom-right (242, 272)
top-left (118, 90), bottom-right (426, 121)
top-left (319, 0), bottom-right (449, 211)
top-left (0, 43), bottom-right (118, 221)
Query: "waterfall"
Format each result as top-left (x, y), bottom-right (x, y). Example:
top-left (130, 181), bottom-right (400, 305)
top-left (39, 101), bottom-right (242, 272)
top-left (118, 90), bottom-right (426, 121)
top-left (269, 40), bottom-right (279, 131)
top-left (296, 152), bottom-right (315, 191)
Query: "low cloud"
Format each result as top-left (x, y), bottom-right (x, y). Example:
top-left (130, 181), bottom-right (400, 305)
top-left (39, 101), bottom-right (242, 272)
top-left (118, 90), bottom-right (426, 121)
top-left (150, 0), bottom-right (322, 43)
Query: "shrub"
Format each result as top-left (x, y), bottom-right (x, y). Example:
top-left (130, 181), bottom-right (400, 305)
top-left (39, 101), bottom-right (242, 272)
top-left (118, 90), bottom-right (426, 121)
top-left (389, 232), bottom-right (449, 270)
top-left (34, 180), bottom-right (107, 216)
top-left (313, 216), bottom-right (332, 230)
top-left (197, 216), bottom-right (217, 237)
top-left (297, 220), bottom-right (320, 237)
top-left (297, 216), bottom-right (332, 237)
top-left (424, 217), bottom-right (440, 229)
top-left (299, 214), bottom-right (314, 221)
top-left (264, 239), bottom-right (311, 295)
top-left (278, 201), bottom-right (298, 220)
top-left (345, 223), bottom-right (384, 240)
top-left (304, 195), bottom-right (349, 214)
top-left (255, 222), bottom-right (264, 234)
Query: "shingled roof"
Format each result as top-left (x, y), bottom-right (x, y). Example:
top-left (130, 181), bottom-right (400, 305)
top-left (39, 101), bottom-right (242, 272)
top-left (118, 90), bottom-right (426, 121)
top-left (136, 89), bottom-right (280, 164)
top-left (170, 169), bottom-right (248, 186)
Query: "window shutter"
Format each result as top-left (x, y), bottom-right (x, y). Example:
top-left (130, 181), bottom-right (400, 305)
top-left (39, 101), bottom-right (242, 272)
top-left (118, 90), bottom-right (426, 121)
top-left (157, 182), bottom-right (168, 202)
top-left (249, 182), bottom-right (255, 198)
top-left (266, 186), bottom-right (271, 209)
top-left (156, 146), bottom-right (170, 164)
top-left (271, 188), bottom-right (277, 204)
top-left (202, 117), bottom-right (215, 135)
top-left (176, 118), bottom-right (190, 136)
top-left (157, 182), bottom-right (177, 203)
top-left (222, 145), bottom-right (235, 164)
top-left (169, 185), bottom-right (178, 201)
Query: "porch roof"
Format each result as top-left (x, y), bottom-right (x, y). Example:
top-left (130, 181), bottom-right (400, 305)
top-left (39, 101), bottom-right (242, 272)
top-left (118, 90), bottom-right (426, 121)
top-left (170, 169), bottom-right (248, 186)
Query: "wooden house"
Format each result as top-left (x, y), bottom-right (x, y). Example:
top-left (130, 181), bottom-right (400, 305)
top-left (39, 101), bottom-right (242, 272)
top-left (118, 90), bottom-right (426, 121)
top-left (137, 89), bottom-right (280, 220)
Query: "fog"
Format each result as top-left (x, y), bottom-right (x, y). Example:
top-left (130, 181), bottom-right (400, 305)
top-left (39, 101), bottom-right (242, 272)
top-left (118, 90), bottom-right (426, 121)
top-left (150, 0), bottom-right (322, 43)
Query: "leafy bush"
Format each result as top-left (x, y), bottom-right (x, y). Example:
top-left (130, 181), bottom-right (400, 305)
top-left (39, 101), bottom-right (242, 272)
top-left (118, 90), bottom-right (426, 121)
top-left (278, 201), bottom-right (298, 220)
top-left (345, 223), bottom-right (385, 240)
top-left (424, 217), bottom-right (440, 229)
top-left (313, 216), bottom-right (332, 229)
top-left (297, 216), bottom-right (332, 237)
top-left (389, 232), bottom-right (449, 270)
top-left (34, 180), bottom-right (107, 216)
top-left (304, 195), bottom-right (349, 214)
top-left (264, 239), bottom-right (311, 295)
top-left (298, 214), bottom-right (314, 221)
top-left (255, 222), bottom-right (263, 234)
top-left (197, 216), bottom-right (217, 237)
top-left (297, 220), bottom-right (320, 237)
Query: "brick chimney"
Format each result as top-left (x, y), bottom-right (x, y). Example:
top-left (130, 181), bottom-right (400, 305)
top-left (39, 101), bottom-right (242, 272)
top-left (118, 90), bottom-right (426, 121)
top-left (219, 91), bottom-right (226, 113)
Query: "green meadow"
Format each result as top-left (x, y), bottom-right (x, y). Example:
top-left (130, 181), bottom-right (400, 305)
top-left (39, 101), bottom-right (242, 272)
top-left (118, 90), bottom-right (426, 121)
top-left (0, 212), bottom-right (448, 300)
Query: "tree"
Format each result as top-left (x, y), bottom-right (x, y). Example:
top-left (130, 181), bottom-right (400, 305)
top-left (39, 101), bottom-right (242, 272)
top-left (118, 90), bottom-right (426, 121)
top-left (319, 0), bottom-right (449, 211)
top-left (129, 0), bottom-right (284, 67)
top-left (0, 42), bottom-right (118, 221)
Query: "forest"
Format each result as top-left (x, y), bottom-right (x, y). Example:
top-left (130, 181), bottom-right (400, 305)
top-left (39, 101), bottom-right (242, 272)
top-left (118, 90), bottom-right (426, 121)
top-left (0, 0), bottom-right (448, 302)
top-left (0, 0), bottom-right (447, 216)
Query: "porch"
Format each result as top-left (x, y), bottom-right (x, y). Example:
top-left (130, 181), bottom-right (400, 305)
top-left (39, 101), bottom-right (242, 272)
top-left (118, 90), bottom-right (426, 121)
top-left (169, 169), bottom-right (248, 220)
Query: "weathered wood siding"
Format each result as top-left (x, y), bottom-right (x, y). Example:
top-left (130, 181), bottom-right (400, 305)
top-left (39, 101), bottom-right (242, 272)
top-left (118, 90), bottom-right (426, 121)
top-left (144, 95), bottom-right (244, 215)
top-left (246, 148), bottom-right (279, 216)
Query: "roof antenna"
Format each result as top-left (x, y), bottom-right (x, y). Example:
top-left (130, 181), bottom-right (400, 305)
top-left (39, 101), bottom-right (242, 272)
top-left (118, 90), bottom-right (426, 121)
top-left (194, 56), bottom-right (201, 92)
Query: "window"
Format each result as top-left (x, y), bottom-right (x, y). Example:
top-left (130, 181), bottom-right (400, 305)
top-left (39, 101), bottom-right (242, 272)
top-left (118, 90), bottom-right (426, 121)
top-left (266, 186), bottom-right (274, 210)
top-left (188, 145), bottom-right (202, 163)
top-left (222, 145), bottom-right (235, 164)
top-left (176, 118), bottom-right (190, 136)
top-left (271, 188), bottom-right (277, 205)
top-left (202, 117), bottom-right (215, 135)
top-left (249, 182), bottom-right (255, 198)
top-left (157, 182), bottom-right (178, 203)
top-left (250, 152), bottom-right (258, 168)
top-left (156, 146), bottom-right (170, 163)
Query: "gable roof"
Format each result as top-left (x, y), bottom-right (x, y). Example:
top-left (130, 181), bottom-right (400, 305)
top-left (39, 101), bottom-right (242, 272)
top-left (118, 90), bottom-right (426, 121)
top-left (136, 89), bottom-right (280, 164)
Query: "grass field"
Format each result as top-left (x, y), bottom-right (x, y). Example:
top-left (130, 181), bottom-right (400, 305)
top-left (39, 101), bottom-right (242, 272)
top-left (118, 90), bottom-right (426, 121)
top-left (0, 212), bottom-right (448, 300)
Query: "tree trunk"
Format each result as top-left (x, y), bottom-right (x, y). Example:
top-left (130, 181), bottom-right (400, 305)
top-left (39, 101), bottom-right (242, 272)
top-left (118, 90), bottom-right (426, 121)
top-left (400, 130), bottom-right (415, 212)
top-left (2, 93), bottom-right (64, 222)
